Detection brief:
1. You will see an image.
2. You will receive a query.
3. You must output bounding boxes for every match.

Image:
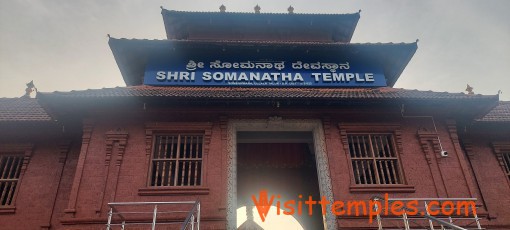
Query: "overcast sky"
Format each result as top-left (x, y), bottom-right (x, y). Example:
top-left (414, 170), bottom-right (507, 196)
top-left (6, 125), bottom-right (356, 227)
top-left (1, 0), bottom-right (509, 100)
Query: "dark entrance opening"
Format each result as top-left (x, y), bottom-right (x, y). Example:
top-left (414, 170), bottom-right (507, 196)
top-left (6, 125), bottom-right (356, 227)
top-left (237, 131), bottom-right (323, 230)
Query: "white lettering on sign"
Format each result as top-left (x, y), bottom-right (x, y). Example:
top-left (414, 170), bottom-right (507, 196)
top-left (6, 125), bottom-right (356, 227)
top-left (184, 60), bottom-right (351, 72)
top-left (156, 71), bottom-right (196, 81)
top-left (203, 72), bottom-right (304, 82)
top-left (158, 71), bottom-right (374, 83)
top-left (147, 59), bottom-right (385, 87)
top-left (310, 73), bottom-right (375, 82)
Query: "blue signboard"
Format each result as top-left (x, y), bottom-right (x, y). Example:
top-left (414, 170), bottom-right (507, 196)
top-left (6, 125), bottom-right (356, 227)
top-left (144, 59), bottom-right (386, 87)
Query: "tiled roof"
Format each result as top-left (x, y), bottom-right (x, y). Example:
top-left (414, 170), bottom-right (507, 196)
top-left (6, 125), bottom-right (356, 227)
top-left (38, 86), bottom-right (497, 101)
top-left (0, 98), bottom-right (51, 122)
top-left (478, 101), bottom-right (510, 122)
top-left (161, 9), bottom-right (360, 43)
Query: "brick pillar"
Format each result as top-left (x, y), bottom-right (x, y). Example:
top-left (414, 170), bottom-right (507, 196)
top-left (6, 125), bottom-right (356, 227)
top-left (96, 128), bottom-right (129, 215)
top-left (64, 120), bottom-right (94, 218)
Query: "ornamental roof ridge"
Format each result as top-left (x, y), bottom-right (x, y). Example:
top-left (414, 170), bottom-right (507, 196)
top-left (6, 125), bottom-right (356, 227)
top-left (162, 8), bottom-right (361, 16)
top-left (108, 36), bottom-right (418, 46)
top-left (37, 85), bottom-right (498, 100)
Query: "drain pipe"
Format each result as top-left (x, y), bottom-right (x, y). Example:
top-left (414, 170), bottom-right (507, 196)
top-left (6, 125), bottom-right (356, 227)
top-left (401, 104), bottom-right (448, 157)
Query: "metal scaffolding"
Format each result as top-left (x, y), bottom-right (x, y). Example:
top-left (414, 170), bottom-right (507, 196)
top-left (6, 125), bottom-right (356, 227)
top-left (105, 200), bottom-right (200, 230)
top-left (372, 197), bottom-right (483, 230)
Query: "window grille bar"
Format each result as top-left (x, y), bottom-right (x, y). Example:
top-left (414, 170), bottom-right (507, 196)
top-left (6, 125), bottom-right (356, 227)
top-left (2, 156), bottom-right (14, 179)
top-left (153, 137), bottom-right (162, 186)
top-left (0, 156), bottom-right (8, 179)
top-left (355, 136), bottom-right (362, 158)
top-left (174, 135), bottom-right (181, 186)
top-left (377, 135), bottom-right (385, 157)
top-left (153, 158), bottom-right (203, 161)
top-left (161, 136), bottom-right (169, 185)
top-left (378, 160), bottom-right (387, 184)
top-left (502, 153), bottom-right (510, 180)
top-left (392, 160), bottom-right (401, 183)
top-left (367, 160), bottom-right (375, 184)
top-left (348, 134), bottom-right (403, 185)
top-left (385, 160), bottom-right (393, 184)
top-left (187, 161), bottom-right (192, 185)
top-left (6, 181), bottom-right (17, 205)
top-left (359, 160), bottom-right (366, 184)
top-left (194, 161), bottom-right (199, 185)
top-left (14, 157), bottom-right (22, 179)
top-left (1, 182), bottom-right (11, 205)
top-left (171, 136), bottom-right (176, 158)
top-left (151, 134), bottom-right (203, 187)
top-left (353, 161), bottom-right (361, 184)
top-left (368, 135), bottom-right (381, 184)
top-left (0, 155), bottom-right (22, 206)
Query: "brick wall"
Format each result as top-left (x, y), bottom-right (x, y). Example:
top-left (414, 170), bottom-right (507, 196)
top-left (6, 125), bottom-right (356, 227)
top-left (1, 104), bottom-right (509, 229)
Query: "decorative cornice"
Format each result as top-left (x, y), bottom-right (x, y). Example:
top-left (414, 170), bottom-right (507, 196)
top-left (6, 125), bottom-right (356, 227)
top-left (105, 128), bottom-right (129, 165)
top-left (267, 116), bottom-right (283, 128)
top-left (417, 130), bottom-right (442, 164)
top-left (220, 115), bottom-right (228, 140)
top-left (203, 129), bottom-right (212, 156)
top-left (58, 141), bottom-right (71, 163)
top-left (322, 116), bottom-right (332, 139)
top-left (492, 142), bottom-right (510, 152)
top-left (339, 129), bottom-right (349, 152)
top-left (462, 140), bottom-right (475, 160)
top-left (145, 122), bottom-right (213, 131)
top-left (81, 120), bottom-right (95, 145)
top-left (446, 119), bottom-right (459, 143)
top-left (0, 143), bottom-right (33, 154)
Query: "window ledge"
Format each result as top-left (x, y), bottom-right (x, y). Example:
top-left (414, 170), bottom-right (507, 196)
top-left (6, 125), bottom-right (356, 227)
top-left (138, 187), bottom-right (210, 196)
top-left (0, 206), bottom-right (16, 214)
top-left (350, 185), bottom-right (415, 193)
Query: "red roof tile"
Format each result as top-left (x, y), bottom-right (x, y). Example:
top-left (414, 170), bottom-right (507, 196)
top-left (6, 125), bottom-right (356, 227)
top-left (478, 101), bottom-right (510, 122)
top-left (0, 98), bottom-right (51, 122)
top-left (38, 86), bottom-right (497, 101)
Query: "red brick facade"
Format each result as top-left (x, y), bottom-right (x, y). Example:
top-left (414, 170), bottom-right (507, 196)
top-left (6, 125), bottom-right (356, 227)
top-left (1, 102), bottom-right (509, 229)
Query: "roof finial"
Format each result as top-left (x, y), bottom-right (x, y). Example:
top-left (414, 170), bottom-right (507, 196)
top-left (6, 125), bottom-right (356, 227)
top-left (288, 5), bottom-right (294, 14)
top-left (21, 80), bottom-right (37, 98)
top-left (466, 84), bottom-right (474, 95)
top-left (254, 4), bottom-right (261, 13)
top-left (219, 4), bottom-right (226, 13)
top-left (107, 34), bottom-right (111, 38)
top-left (358, 9), bottom-right (362, 13)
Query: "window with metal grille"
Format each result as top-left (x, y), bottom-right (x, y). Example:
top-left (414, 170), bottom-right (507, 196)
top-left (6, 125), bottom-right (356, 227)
top-left (150, 134), bottom-right (203, 186)
top-left (503, 152), bottom-right (510, 180)
top-left (347, 134), bottom-right (403, 185)
top-left (0, 154), bottom-right (23, 206)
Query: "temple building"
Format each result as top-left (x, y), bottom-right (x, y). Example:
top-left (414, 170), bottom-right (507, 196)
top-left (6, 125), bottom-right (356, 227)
top-left (0, 6), bottom-right (509, 230)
